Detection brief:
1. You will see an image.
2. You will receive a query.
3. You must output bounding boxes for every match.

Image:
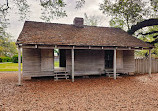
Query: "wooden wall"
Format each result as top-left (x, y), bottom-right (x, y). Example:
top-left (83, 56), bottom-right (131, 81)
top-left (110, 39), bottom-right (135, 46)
top-left (66, 50), bottom-right (134, 75)
top-left (22, 48), bottom-right (54, 78)
top-left (66, 49), bottom-right (105, 76)
top-left (115, 50), bottom-right (135, 73)
top-left (123, 50), bottom-right (135, 73)
top-left (116, 50), bottom-right (123, 72)
top-left (22, 48), bottom-right (135, 78)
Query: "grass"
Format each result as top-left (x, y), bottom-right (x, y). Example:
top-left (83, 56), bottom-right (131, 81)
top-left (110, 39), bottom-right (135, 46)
top-left (0, 61), bottom-right (59, 71)
top-left (0, 62), bottom-right (22, 71)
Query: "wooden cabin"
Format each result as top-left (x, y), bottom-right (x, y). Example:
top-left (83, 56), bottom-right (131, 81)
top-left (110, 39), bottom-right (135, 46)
top-left (16, 17), bottom-right (153, 84)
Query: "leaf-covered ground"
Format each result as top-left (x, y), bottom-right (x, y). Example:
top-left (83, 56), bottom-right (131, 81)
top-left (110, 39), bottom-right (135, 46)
top-left (0, 72), bottom-right (158, 111)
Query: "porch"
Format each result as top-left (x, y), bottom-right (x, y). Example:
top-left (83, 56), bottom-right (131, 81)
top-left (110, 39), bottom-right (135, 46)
top-left (17, 45), bottom-right (152, 85)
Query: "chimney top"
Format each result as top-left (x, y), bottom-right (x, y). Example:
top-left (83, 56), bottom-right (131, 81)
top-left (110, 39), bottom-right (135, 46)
top-left (73, 17), bottom-right (84, 27)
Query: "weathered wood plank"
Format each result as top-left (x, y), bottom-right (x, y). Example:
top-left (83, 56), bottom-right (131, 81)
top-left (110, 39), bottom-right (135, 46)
top-left (113, 49), bottom-right (117, 79)
top-left (66, 50), bottom-right (105, 75)
top-left (18, 46), bottom-right (22, 85)
top-left (23, 48), bottom-right (54, 78)
top-left (72, 49), bottom-right (74, 82)
top-left (123, 50), bottom-right (135, 73)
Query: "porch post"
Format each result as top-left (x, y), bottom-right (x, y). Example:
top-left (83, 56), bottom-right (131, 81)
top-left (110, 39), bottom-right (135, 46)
top-left (18, 45), bottom-right (22, 85)
top-left (72, 49), bottom-right (74, 82)
top-left (114, 48), bottom-right (117, 79)
top-left (149, 49), bottom-right (152, 77)
top-left (53, 49), bottom-right (54, 71)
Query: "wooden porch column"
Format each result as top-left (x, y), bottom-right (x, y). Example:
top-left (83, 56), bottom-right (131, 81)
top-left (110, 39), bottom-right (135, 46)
top-left (18, 46), bottom-right (22, 85)
top-left (53, 49), bottom-right (54, 71)
top-left (113, 49), bottom-right (117, 79)
top-left (149, 49), bottom-right (152, 77)
top-left (72, 49), bottom-right (74, 82)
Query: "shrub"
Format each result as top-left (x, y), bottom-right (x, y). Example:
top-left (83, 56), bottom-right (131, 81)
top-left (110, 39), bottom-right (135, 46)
top-left (12, 55), bottom-right (22, 63)
top-left (7, 57), bottom-right (12, 62)
top-left (0, 57), bottom-right (12, 62)
top-left (0, 58), bottom-right (2, 62)
top-left (12, 55), bottom-right (18, 63)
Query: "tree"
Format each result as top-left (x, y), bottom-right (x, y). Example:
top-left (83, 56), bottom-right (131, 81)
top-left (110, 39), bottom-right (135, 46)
top-left (133, 25), bottom-right (158, 58)
top-left (0, 34), bottom-right (17, 57)
top-left (0, 0), bottom-right (86, 22)
top-left (13, 0), bottom-right (30, 21)
top-left (40, 0), bottom-right (67, 22)
top-left (100, 0), bottom-right (158, 58)
top-left (109, 17), bottom-right (125, 29)
top-left (100, 0), bottom-right (147, 30)
top-left (75, 0), bottom-right (85, 9)
top-left (84, 13), bottom-right (104, 26)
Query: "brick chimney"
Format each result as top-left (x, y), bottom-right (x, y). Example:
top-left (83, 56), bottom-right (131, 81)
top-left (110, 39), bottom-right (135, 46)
top-left (73, 17), bottom-right (84, 27)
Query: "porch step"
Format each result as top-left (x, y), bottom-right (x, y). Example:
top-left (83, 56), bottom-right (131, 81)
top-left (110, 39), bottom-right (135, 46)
top-left (106, 72), bottom-right (120, 77)
top-left (54, 72), bottom-right (70, 80)
top-left (54, 71), bottom-right (68, 74)
top-left (54, 73), bottom-right (69, 76)
top-left (54, 76), bottom-right (69, 79)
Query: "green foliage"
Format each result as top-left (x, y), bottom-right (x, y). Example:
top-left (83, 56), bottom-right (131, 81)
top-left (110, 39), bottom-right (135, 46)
top-left (150, 0), bottom-right (158, 16)
top-left (109, 17), bottom-right (125, 29)
top-left (40, 0), bottom-right (67, 22)
top-left (100, 0), bottom-right (148, 30)
top-left (100, 0), bottom-right (158, 58)
top-left (135, 26), bottom-right (158, 58)
top-left (13, 0), bottom-right (30, 21)
top-left (54, 49), bottom-right (59, 56)
top-left (75, 0), bottom-right (85, 9)
top-left (0, 57), bottom-right (12, 62)
top-left (0, 36), bottom-right (18, 57)
top-left (12, 55), bottom-right (22, 63)
top-left (0, 3), bottom-right (17, 57)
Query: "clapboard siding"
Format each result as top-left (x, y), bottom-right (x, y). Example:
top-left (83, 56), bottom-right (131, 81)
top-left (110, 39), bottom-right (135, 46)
top-left (123, 50), bottom-right (135, 73)
top-left (66, 50), bottom-right (105, 76)
top-left (22, 48), bottom-right (54, 77)
top-left (22, 48), bottom-right (135, 77)
top-left (66, 49), bottom-right (135, 75)
top-left (41, 49), bottom-right (54, 71)
top-left (116, 50), bottom-right (123, 72)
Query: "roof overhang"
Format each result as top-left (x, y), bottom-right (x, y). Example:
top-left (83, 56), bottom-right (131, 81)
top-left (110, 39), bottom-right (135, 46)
top-left (17, 44), bottom-right (153, 50)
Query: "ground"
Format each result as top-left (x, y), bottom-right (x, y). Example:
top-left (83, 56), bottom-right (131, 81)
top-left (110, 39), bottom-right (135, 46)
top-left (0, 72), bottom-right (158, 111)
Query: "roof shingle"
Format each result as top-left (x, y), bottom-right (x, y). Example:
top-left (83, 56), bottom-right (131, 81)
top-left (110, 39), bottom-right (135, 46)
top-left (17, 21), bottom-right (153, 48)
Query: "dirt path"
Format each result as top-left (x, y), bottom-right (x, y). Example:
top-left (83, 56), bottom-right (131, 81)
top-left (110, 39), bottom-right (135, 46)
top-left (0, 72), bottom-right (158, 111)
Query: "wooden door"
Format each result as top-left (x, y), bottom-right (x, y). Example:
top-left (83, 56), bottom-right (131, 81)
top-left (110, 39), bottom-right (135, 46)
top-left (105, 50), bottom-right (114, 69)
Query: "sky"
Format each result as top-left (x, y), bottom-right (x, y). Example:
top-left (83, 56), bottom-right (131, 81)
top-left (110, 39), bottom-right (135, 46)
top-left (2, 0), bottom-right (110, 41)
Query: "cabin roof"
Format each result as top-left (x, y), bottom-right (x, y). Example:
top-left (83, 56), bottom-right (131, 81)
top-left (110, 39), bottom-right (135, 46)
top-left (17, 21), bottom-right (153, 48)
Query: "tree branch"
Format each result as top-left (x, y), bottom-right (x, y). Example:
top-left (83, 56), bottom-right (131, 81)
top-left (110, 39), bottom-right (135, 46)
top-left (138, 31), bottom-right (158, 36)
top-left (147, 38), bottom-right (158, 44)
top-left (128, 18), bottom-right (158, 35)
top-left (1, 0), bottom-right (9, 12)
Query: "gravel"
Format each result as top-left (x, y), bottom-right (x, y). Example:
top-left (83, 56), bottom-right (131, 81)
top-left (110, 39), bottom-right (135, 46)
top-left (0, 72), bottom-right (158, 111)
